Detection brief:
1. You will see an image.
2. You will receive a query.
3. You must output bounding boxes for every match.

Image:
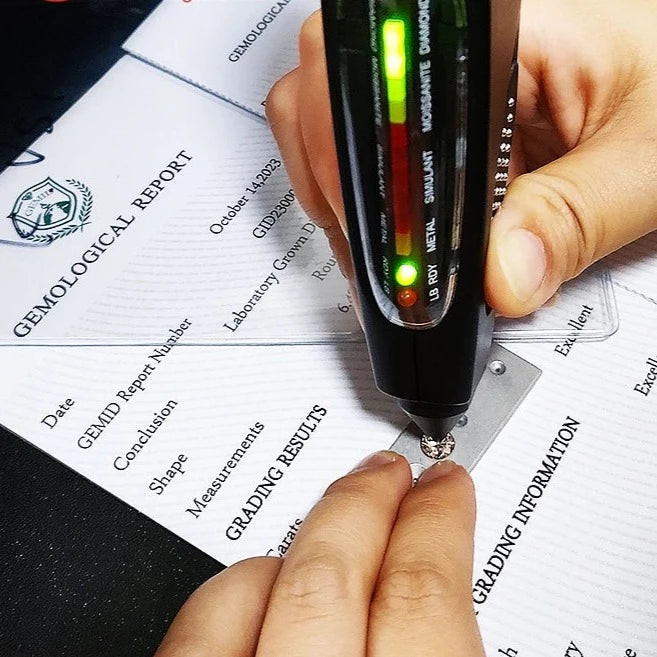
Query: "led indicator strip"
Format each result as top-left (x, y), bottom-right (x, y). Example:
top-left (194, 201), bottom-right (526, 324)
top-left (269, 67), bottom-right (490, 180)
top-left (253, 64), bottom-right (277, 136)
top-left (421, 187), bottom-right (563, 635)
top-left (382, 18), bottom-right (419, 305)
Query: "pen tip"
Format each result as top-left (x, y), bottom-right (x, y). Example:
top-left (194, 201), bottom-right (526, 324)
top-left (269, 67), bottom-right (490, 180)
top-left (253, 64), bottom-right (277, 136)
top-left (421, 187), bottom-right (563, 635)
top-left (405, 412), bottom-right (461, 441)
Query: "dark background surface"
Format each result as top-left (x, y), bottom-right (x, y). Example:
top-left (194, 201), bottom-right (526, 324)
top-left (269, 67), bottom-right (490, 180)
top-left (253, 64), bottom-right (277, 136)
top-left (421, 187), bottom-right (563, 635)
top-left (0, 424), bottom-right (223, 657)
top-left (1, 0), bottom-right (163, 173)
top-left (1, 2), bottom-right (225, 655)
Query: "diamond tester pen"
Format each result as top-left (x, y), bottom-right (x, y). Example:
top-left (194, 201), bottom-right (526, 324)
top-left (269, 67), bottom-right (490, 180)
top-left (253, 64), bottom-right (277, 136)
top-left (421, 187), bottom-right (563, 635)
top-left (322, 0), bottom-right (521, 440)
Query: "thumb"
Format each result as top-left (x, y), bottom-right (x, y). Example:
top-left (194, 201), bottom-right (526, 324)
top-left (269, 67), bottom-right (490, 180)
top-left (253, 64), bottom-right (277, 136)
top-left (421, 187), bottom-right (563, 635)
top-left (485, 129), bottom-right (657, 317)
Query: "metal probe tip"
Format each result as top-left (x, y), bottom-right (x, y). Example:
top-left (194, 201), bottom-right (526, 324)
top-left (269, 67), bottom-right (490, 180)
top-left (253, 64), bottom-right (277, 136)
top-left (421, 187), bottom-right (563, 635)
top-left (405, 412), bottom-right (462, 444)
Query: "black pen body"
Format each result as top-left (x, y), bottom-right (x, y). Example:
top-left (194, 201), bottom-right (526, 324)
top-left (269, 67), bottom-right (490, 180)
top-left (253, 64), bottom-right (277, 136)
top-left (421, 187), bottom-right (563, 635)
top-left (323, 0), bottom-right (521, 434)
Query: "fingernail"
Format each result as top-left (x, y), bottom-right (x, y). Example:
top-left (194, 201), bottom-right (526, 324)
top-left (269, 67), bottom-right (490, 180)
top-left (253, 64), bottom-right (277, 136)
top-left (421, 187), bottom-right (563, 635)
top-left (499, 228), bottom-right (547, 303)
top-left (416, 460), bottom-right (459, 485)
top-left (351, 450), bottom-right (399, 472)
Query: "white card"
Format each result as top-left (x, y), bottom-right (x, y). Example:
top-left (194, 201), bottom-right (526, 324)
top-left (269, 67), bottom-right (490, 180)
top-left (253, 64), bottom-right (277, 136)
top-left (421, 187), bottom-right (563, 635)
top-left (124, 0), bottom-right (320, 117)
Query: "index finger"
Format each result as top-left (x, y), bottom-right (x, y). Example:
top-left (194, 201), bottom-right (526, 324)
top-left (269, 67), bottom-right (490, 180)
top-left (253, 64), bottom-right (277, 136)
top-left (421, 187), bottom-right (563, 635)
top-left (255, 451), bottom-right (412, 657)
top-left (368, 462), bottom-right (484, 657)
top-left (297, 11), bottom-right (346, 226)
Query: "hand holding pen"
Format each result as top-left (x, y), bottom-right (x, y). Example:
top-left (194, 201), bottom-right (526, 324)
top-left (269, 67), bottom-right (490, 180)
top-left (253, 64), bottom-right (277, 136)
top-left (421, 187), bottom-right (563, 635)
top-left (267, 0), bottom-right (657, 319)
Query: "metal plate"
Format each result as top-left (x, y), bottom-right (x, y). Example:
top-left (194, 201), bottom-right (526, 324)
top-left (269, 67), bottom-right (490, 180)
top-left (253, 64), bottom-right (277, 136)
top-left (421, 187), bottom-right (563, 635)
top-left (390, 343), bottom-right (542, 475)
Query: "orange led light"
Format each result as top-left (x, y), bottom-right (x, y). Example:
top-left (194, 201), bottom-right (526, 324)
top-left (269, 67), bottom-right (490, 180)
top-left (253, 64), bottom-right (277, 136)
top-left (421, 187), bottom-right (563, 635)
top-left (397, 288), bottom-right (418, 308)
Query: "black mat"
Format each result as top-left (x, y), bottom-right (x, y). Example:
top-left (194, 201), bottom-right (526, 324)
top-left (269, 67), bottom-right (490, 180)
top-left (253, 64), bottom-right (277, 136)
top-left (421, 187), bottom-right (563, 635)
top-left (0, 425), bottom-right (223, 656)
top-left (2, 0), bottom-right (162, 173)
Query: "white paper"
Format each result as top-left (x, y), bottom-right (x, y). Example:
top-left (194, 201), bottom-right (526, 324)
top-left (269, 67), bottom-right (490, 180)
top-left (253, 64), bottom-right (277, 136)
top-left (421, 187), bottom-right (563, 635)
top-left (608, 231), bottom-right (657, 307)
top-left (0, 339), bottom-right (407, 563)
top-left (124, 0), bottom-right (320, 117)
top-left (0, 54), bottom-right (405, 565)
top-left (471, 283), bottom-right (657, 655)
top-left (0, 57), bottom-right (358, 345)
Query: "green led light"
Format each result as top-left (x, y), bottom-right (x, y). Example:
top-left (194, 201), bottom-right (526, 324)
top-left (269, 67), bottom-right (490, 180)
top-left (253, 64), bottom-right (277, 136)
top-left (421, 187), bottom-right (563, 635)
top-left (383, 24), bottom-right (405, 79)
top-left (395, 262), bottom-right (418, 287)
top-left (382, 18), bottom-right (407, 124)
top-left (454, 0), bottom-right (468, 28)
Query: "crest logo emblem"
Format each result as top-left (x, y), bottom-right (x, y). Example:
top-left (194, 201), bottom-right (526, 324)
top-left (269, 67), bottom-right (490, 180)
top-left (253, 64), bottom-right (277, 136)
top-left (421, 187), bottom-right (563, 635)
top-left (8, 177), bottom-right (92, 244)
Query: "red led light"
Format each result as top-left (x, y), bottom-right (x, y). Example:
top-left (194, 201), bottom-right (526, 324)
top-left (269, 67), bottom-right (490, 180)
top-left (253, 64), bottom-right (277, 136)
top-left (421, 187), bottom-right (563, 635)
top-left (397, 288), bottom-right (418, 308)
top-left (390, 123), bottom-right (412, 256)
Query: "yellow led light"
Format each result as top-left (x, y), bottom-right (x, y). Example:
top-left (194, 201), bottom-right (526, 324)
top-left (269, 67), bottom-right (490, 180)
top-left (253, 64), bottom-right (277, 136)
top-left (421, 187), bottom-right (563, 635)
top-left (387, 78), bottom-right (406, 104)
top-left (388, 102), bottom-right (406, 124)
top-left (383, 19), bottom-right (407, 79)
top-left (385, 52), bottom-right (404, 79)
top-left (382, 19), bottom-right (407, 125)
top-left (396, 233), bottom-right (412, 256)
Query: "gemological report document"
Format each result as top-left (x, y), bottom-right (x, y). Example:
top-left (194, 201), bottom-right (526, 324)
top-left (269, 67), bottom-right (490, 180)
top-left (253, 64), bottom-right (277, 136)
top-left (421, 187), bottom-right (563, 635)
top-left (124, 0), bottom-right (321, 117)
top-left (0, 7), bottom-right (655, 657)
top-left (0, 56), bottom-right (357, 345)
top-left (0, 52), bottom-right (406, 581)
